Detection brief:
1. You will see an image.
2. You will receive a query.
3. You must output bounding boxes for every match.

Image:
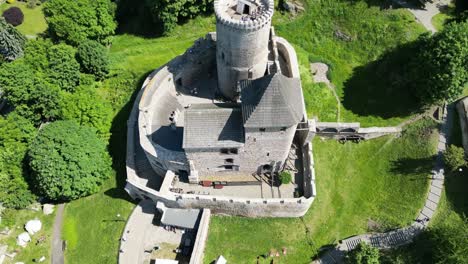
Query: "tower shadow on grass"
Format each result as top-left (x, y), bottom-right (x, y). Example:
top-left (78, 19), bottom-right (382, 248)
top-left (104, 70), bottom-right (154, 202)
top-left (389, 156), bottom-right (436, 180)
top-left (342, 41), bottom-right (424, 119)
top-left (444, 169), bottom-right (468, 217)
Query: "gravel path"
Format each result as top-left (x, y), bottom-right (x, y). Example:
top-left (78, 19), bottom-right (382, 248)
top-left (394, 0), bottom-right (451, 32)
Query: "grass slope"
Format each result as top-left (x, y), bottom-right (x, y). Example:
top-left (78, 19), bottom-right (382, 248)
top-left (275, 0), bottom-right (426, 126)
top-left (204, 118), bottom-right (438, 263)
top-left (0, 2), bottom-right (46, 36)
top-left (62, 18), bottom-right (214, 264)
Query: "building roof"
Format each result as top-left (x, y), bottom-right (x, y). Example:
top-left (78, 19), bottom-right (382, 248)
top-left (160, 208), bottom-right (201, 229)
top-left (183, 104), bottom-right (244, 149)
top-left (240, 73), bottom-right (304, 128)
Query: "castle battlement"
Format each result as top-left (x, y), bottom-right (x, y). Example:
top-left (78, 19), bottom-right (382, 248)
top-left (214, 0), bottom-right (274, 31)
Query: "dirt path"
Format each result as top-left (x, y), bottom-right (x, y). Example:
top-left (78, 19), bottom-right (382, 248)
top-left (393, 0), bottom-right (451, 32)
top-left (51, 204), bottom-right (65, 264)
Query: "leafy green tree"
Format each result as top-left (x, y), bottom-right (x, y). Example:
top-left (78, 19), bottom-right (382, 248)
top-left (346, 242), bottom-right (380, 264)
top-left (279, 171), bottom-right (292, 184)
top-left (61, 86), bottom-right (113, 139)
top-left (43, 0), bottom-right (117, 45)
top-left (444, 145), bottom-right (466, 171)
top-left (0, 61), bottom-right (63, 124)
top-left (145, 0), bottom-right (213, 33)
top-left (76, 40), bottom-right (109, 80)
top-left (47, 44), bottom-right (80, 92)
top-left (28, 121), bottom-right (111, 201)
top-left (0, 113), bottom-right (37, 208)
top-left (23, 39), bottom-right (51, 70)
top-left (0, 17), bottom-right (25, 61)
top-left (410, 21), bottom-right (468, 105)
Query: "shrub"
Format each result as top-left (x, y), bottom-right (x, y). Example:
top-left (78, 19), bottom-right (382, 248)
top-left (2, 7), bottom-right (24, 26)
top-left (43, 0), bottom-right (116, 45)
top-left (47, 43), bottom-right (81, 92)
top-left (0, 17), bottom-right (26, 60)
top-left (145, 0), bottom-right (213, 33)
top-left (279, 171), bottom-right (292, 185)
top-left (6, 0), bottom-right (16, 4)
top-left (76, 40), bottom-right (109, 80)
top-left (346, 242), bottom-right (380, 264)
top-left (28, 121), bottom-right (112, 201)
top-left (444, 145), bottom-right (466, 171)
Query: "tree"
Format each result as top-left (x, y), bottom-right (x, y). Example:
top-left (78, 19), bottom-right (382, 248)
top-left (61, 85), bottom-right (113, 139)
top-left (0, 17), bottom-right (25, 61)
top-left (145, 0), bottom-right (213, 33)
top-left (46, 44), bottom-right (80, 92)
top-left (2, 7), bottom-right (24, 26)
top-left (0, 61), bottom-right (63, 124)
top-left (346, 242), bottom-right (380, 264)
top-left (279, 171), bottom-right (292, 184)
top-left (0, 113), bottom-right (37, 208)
top-left (444, 145), bottom-right (466, 171)
top-left (76, 40), bottom-right (109, 80)
top-left (43, 0), bottom-right (117, 45)
top-left (410, 21), bottom-right (468, 105)
top-left (28, 121), bottom-right (111, 201)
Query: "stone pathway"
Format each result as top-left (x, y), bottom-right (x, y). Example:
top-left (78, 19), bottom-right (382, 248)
top-left (310, 63), bottom-right (341, 121)
top-left (393, 0), bottom-right (451, 32)
top-left (315, 104), bottom-right (454, 264)
top-left (51, 204), bottom-right (65, 264)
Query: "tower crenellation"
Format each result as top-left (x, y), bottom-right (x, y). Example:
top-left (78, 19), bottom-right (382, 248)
top-left (215, 0), bottom-right (274, 100)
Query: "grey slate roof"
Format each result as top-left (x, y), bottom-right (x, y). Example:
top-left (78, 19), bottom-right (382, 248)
top-left (240, 73), bottom-right (304, 128)
top-left (161, 208), bottom-right (200, 229)
top-left (183, 104), bottom-right (244, 149)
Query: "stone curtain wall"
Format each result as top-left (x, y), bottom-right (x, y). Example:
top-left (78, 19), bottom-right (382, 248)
top-left (189, 209), bottom-right (212, 264)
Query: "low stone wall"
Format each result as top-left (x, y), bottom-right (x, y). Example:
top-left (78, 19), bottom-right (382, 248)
top-left (314, 121), bottom-right (401, 140)
top-left (302, 142), bottom-right (316, 198)
top-left (276, 37), bottom-right (300, 78)
top-left (189, 209), bottom-right (211, 264)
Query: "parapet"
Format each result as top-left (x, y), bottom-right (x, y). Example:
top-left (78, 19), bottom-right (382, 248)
top-left (214, 0), bottom-right (274, 31)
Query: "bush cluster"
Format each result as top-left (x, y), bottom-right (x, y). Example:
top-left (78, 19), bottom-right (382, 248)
top-left (444, 145), bottom-right (466, 171)
top-left (2, 7), bottom-right (24, 26)
top-left (279, 171), bottom-right (292, 185)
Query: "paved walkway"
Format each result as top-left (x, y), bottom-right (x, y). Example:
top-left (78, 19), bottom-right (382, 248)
top-left (315, 104), bottom-right (454, 264)
top-left (394, 0), bottom-right (451, 32)
top-left (51, 204), bottom-right (65, 264)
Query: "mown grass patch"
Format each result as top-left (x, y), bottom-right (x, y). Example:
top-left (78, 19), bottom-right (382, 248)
top-left (0, 207), bottom-right (55, 263)
top-left (204, 118), bottom-right (438, 263)
top-left (0, 2), bottom-right (46, 36)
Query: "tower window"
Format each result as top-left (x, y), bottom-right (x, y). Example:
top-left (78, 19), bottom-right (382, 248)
top-left (230, 148), bottom-right (238, 154)
top-left (225, 158), bottom-right (234, 164)
top-left (225, 165), bottom-right (233, 170)
top-left (221, 52), bottom-right (225, 61)
top-left (260, 128), bottom-right (266, 132)
top-left (220, 148), bottom-right (229, 154)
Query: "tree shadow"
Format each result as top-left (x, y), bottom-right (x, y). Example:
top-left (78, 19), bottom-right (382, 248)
top-left (342, 41), bottom-right (424, 119)
top-left (444, 168), bottom-right (468, 217)
top-left (105, 70), bottom-right (154, 202)
top-left (115, 0), bottom-right (163, 37)
top-left (389, 156), bottom-right (436, 179)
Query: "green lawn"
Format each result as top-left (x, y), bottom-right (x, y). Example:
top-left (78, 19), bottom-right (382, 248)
top-left (0, 207), bottom-right (55, 263)
top-left (62, 17), bottom-right (214, 264)
top-left (204, 118), bottom-right (438, 263)
top-left (0, 2), bottom-right (47, 36)
top-left (275, 0), bottom-right (426, 126)
top-left (431, 2), bottom-right (456, 32)
top-left (381, 107), bottom-right (468, 263)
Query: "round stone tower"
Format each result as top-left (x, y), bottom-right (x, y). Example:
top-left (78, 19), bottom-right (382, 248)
top-left (214, 0), bottom-right (274, 100)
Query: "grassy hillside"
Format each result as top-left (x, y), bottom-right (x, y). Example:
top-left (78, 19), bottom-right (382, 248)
top-left (204, 119), bottom-right (438, 263)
